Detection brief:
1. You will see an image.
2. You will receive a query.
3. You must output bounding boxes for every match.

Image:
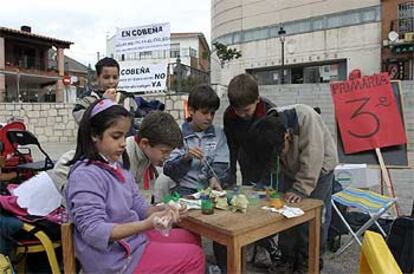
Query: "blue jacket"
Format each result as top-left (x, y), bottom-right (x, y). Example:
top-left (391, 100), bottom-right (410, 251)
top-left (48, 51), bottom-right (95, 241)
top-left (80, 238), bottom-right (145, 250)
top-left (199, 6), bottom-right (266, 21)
top-left (163, 122), bottom-right (229, 190)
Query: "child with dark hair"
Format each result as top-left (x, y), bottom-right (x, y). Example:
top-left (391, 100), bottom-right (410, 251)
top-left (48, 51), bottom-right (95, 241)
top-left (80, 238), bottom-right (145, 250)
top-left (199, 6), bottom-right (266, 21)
top-left (126, 111), bottom-right (183, 186)
top-left (156, 84), bottom-right (229, 273)
top-left (72, 57), bottom-right (137, 124)
top-left (160, 84), bottom-right (229, 196)
top-left (65, 99), bottom-right (204, 274)
top-left (245, 104), bottom-right (338, 273)
top-left (223, 73), bottom-right (275, 188)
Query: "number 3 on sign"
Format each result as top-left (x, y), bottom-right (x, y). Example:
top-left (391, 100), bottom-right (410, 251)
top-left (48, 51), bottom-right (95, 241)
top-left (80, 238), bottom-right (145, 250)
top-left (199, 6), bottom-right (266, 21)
top-left (331, 72), bottom-right (406, 154)
top-left (346, 97), bottom-right (380, 139)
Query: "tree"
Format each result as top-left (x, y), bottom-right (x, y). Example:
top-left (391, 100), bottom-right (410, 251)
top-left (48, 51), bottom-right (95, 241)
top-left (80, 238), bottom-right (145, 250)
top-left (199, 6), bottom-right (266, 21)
top-left (212, 42), bottom-right (242, 68)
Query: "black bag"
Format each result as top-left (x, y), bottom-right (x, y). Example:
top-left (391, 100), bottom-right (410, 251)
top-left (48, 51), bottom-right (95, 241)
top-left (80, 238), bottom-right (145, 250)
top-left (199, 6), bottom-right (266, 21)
top-left (386, 216), bottom-right (414, 273)
top-left (346, 212), bottom-right (393, 235)
top-left (327, 180), bottom-right (348, 252)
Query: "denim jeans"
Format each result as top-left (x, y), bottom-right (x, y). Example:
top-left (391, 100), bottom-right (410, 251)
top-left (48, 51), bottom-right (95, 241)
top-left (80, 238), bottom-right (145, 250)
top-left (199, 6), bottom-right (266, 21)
top-left (278, 171), bottom-right (334, 263)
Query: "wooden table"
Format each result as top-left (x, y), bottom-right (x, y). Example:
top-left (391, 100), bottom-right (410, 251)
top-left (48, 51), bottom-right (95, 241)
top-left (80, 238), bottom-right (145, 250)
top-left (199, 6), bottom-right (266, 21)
top-left (179, 199), bottom-right (323, 274)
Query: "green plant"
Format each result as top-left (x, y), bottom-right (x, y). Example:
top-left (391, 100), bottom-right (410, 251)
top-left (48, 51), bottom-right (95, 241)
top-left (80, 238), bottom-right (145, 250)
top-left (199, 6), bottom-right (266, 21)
top-left (212, 42), bottom-right (242, 68)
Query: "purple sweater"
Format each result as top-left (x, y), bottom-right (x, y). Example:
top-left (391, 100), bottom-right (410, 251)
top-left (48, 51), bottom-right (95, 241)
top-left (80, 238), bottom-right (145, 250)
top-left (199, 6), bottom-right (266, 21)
top-left (65, 161), bottom-right (149, 274)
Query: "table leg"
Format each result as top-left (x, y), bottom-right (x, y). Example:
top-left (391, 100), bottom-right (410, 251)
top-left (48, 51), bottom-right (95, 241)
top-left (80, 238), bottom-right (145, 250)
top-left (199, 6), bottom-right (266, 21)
top-left (241, 246), bottom-right (247, 273)
top-left (227, 240), bottom-right (242, 274)
top-left (308, 207), bottom-right (321, 274)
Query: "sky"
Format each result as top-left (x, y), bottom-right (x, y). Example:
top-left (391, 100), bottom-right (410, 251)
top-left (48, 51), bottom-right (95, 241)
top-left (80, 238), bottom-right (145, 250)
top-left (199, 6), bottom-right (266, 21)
top-left (1, 0), bottom-right (211, 66)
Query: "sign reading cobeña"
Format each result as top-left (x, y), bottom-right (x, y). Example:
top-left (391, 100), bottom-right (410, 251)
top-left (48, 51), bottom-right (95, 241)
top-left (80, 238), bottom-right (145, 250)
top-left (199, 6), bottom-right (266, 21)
top-left (118, 61), bottom-right (168, 93)
top-left (116, 23), bottom-right (170, 54)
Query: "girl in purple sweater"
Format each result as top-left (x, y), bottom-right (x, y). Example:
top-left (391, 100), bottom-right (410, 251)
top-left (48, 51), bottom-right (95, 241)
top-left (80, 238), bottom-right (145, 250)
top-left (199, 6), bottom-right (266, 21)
top-left (65, 99), bottom-right (204, 274)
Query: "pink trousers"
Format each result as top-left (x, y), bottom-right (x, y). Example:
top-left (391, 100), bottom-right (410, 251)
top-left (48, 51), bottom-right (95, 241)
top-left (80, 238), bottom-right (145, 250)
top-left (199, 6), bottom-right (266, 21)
top-left (134, 228), bottom-right (205, 274)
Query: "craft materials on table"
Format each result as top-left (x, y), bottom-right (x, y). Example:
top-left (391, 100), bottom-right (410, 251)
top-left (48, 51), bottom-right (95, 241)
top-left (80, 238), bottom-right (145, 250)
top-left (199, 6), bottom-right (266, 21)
top-left (261, 205), bottom-right (305, 218)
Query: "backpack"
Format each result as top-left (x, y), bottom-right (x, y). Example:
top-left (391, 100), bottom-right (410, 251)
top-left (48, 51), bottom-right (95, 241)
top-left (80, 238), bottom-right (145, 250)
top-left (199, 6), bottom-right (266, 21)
top-left (386, 216), bottom-right (414, 273)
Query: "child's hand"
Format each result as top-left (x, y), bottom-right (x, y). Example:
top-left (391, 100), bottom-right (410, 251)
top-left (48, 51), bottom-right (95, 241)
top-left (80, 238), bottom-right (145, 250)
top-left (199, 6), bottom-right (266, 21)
top-left (209, 177), bottom-right (223, 191)
top-left (148, 210), bottom-right (171, 229)
top-left (167, 201), bottom-right (188, 221)
top-left (102, 88), bottom-right (117, 101)
top-left (183, 147), bottom-right (204, 161)
top-left (283, 192), bottom-right (303, 204)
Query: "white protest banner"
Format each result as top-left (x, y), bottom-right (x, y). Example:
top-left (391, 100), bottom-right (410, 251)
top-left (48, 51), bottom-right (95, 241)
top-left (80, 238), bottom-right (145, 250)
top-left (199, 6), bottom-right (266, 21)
top-left (116, 22), bottom-right (170, 54)
top-left (118, 61), bottom-right (168, 93)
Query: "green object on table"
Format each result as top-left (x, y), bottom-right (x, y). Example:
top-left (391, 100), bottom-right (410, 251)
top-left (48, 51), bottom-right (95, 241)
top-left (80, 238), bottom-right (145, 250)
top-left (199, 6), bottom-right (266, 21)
top-left (269, 191), bottom-right (281, 199)
top-left (201, 195), bottom-right (214, 215)
top-left (163, 192), bottom-right (181, 203)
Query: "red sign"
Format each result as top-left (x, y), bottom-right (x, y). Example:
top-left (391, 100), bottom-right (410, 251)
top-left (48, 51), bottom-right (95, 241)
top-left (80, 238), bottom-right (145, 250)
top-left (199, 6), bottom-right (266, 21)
top-left (330, 72), bottom-right (406, 154)
top-left (63, 75), bottom-right (71, 86)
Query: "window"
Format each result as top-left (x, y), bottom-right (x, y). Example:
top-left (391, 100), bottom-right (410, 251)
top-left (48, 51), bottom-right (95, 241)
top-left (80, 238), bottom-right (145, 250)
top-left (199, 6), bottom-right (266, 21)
top-left (291, 67), bottom-right (304, 84)
top-left (312, 18), bottom-right (325, 31)
top-left (326, 12), bottom-right (361, 28)
top-left (217, 34), bottom-right (233, 45)
top-left (213, 6), bottom-right (380, 45)
top-left (399, 2), bottom-right (414, 33)
top-left (243, 28), bottom-right (268, 42)
top-left (139, 51), bottom-right (152, 60)
top-left (170, 43), bottom-right (181, 58)
top-left (288, 20), bottom-right (311, 34)
top-left (361, 9), bottom-right (376, 22)
top-left (189, 48), bottom-right (197, 58)
top-left (399, 2), bottom-right (414, 19)
top-left (304, 66), bottom-right (321, 83)
top-left (233, 32), bottom-right (241, 43)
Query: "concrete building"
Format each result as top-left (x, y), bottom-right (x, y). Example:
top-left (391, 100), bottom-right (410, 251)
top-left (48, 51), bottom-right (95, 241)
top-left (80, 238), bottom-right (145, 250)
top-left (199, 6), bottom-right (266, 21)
top-left (381, 0), bottom-right (414, 80)
top-left (211, 0), bottom-right (383, 86)
top-left (0, 26), bottom-right (73, 102)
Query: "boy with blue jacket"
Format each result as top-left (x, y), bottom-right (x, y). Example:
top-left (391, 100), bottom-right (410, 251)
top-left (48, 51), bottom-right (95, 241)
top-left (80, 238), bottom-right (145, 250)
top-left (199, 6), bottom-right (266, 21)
top-left (162, 84), bottom-right (229, 196)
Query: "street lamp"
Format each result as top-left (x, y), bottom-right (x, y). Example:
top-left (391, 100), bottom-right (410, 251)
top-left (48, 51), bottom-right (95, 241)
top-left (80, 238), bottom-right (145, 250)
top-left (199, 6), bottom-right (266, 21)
top-left (278, 27), bottom-right (286, 84)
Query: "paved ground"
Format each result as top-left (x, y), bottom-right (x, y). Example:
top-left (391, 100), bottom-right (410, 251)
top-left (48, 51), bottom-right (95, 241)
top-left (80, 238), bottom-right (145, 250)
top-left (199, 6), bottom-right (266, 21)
top-left (200, 236), bottom-right (360, 274)
top-left (32, 142), bottom-right (409, 273)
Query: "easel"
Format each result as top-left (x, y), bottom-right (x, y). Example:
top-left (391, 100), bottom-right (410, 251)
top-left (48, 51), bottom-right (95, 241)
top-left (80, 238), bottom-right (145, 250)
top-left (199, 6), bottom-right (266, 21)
top-left (375, 148), bottom-right (400, 216)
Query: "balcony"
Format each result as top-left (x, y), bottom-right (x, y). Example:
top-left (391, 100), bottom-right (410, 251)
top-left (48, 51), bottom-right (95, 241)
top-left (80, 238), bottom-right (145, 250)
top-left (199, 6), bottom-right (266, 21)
top-left (391, 18), bottom-right (414, 35)
top-left (5, 56), bottom-right (58, 76)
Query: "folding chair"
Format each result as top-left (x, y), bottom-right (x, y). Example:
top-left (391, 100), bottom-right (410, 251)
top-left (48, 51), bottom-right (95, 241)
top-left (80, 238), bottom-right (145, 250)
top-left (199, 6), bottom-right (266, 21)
top-left (359, 231), bottom-right (402, 274)
top-left (6, 130), bottom-right (54, 172)
top-left (331, 187), bottom-right (396, 255)
top-left (14, 222), bottom-right (61, 274)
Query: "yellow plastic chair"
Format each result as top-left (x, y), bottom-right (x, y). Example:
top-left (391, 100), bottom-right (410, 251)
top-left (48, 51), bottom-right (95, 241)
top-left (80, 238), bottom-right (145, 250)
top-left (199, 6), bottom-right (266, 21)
top-left (359, 231), bottom-right (402, 274)
top-left (15, 223), bottom-right (61, 274)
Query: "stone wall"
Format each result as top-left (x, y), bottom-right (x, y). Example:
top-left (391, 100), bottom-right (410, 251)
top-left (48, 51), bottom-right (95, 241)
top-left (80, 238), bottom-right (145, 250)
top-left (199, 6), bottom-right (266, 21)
top-left (0, 94), bottom-right (189, 143)
top-left (0, 103), bottom-right (77, 143)
top-left (143, 94), bottom-right (189, 126)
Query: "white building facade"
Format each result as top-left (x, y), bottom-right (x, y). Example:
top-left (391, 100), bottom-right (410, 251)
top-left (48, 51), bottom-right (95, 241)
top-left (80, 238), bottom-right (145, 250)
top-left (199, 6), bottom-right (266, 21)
top-left (211, 0), bottom-right (382, 86)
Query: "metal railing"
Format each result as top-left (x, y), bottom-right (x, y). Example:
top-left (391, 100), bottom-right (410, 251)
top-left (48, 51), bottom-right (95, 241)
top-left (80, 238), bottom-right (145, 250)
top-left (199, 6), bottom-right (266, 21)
top-left (168, 62), bottom-right (209, 93)
top-left (6, 56), bottom-right (57, 72)
top-left (390, 18), bottom-right (414, 35)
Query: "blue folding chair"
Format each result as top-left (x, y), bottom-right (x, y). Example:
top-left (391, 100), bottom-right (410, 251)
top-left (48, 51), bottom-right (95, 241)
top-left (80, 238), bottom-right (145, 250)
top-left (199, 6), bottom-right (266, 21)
top-left (331, 187), bottom-right (396, 255)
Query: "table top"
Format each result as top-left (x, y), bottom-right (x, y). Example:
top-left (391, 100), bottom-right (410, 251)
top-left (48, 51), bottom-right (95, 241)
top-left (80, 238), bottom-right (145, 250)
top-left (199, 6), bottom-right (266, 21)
top-left (180, 199), bottom-right (323, 237)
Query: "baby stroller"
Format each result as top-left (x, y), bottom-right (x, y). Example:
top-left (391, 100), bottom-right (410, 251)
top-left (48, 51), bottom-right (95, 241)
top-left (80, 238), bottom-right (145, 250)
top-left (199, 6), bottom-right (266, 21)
top-left (0, 120), bottom-right (54, 182)
top-left (0, 120), bottom-right (60, 273)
